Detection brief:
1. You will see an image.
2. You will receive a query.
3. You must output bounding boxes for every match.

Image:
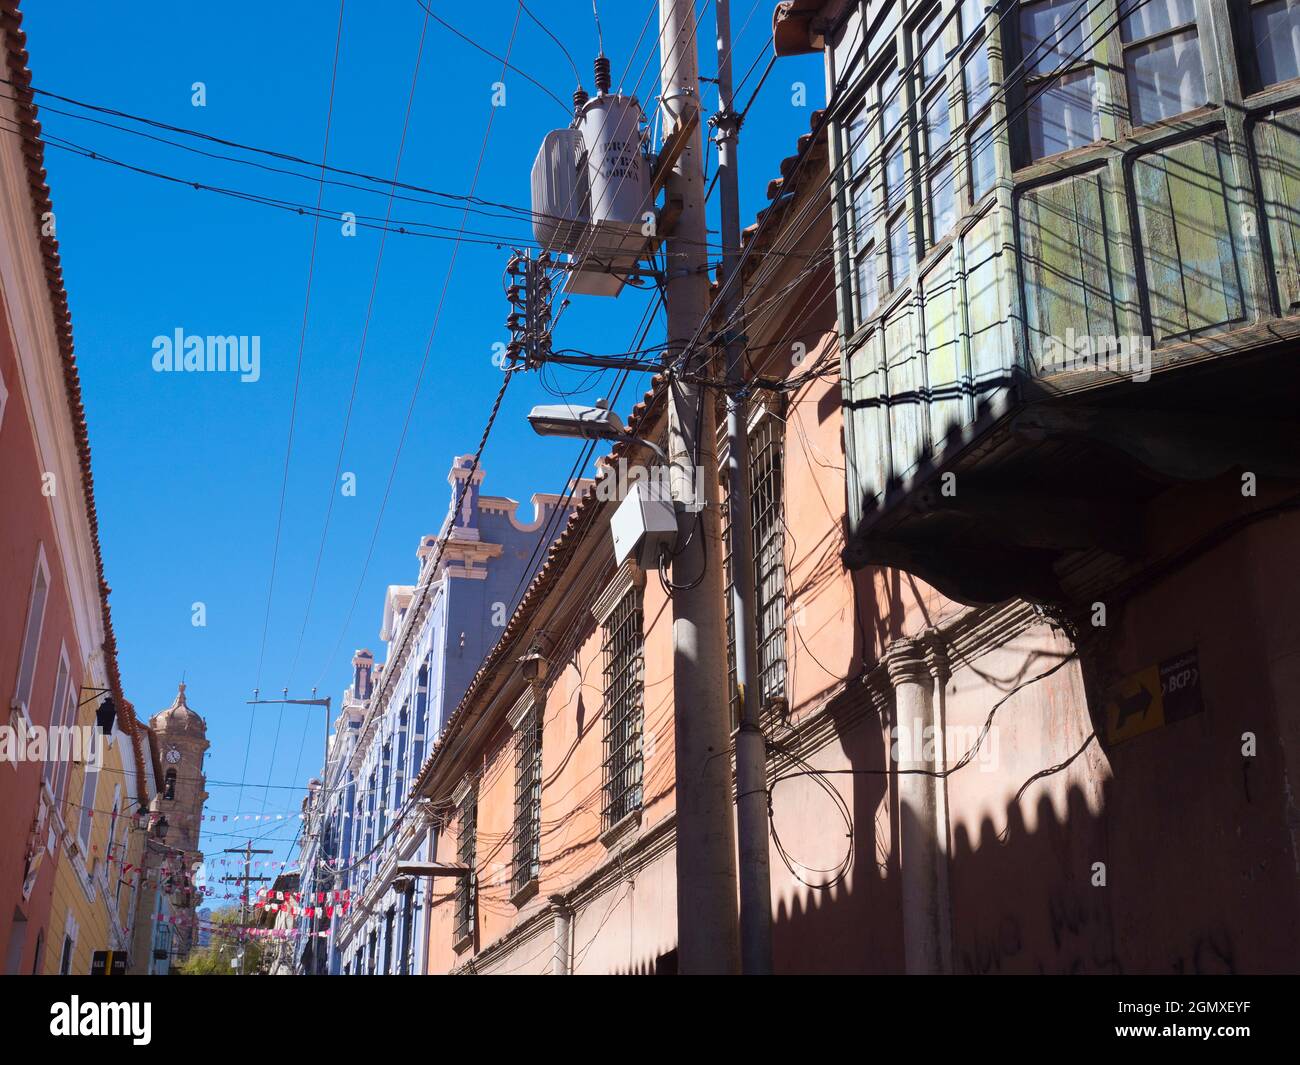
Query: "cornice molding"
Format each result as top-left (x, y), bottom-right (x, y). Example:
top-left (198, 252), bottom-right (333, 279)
top-left (591, 561), bottom-right (646, 627)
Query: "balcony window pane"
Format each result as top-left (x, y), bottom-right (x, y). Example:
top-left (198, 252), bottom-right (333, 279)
top-left (965, 40), bottom-right (992, 114)
top-left (847, 102), bottom-right (870, 174)
top-left (851, 178), bottom-right (874, 253)
top-left (970, 112), bottom-right (996, 199)
top-left (1027, 66), bottom-right (1098, 158)
top-left (889, 215), bottom-right (911, 288)
top-left (1119, 0), bottom-right (1196, 43)
top-left (856, 248), bottom-right (879, 320)
top-left (1124, 28), bottom-right (1206, 125)
top-left (919, 11), bottom-right (946, 86)
top-left (1254, 0), bottom-right (1300, 87)
top-left (930, 156), bottom-right (956, 240)
top-left (880, 65), bottom-right (902, 135)
top-left (1020, 0), bottom-right (1088, 76)
top-left (884, 138), bottom-right (906, 212)
top-left (962, 0), bottom-right (986, 39)
top-left (926, 89), bottom-right (951, 151)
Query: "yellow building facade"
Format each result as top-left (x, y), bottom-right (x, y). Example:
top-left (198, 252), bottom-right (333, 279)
top-left (41, 658), bottom-right (152, 975)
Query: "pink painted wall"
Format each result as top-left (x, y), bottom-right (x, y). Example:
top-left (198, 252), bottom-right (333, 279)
top-left (0, 301), bottom-right (85, 974)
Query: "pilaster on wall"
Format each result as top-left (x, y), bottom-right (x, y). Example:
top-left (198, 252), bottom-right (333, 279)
top-left (883, 636), bottom-right (952, 975)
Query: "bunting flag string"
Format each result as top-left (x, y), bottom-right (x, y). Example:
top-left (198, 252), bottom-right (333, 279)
top-left (194, 806), bottom-right (408, 823)
top-left (154, 893), bottom-right (351, 931)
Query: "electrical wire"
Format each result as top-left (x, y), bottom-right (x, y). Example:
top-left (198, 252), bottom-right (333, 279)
top-left (251, 0), bottom-right (349, 824)
top-left (411, 0), bottom-right (571, 112)
top-left (520, 1), bottom-right (583, 88)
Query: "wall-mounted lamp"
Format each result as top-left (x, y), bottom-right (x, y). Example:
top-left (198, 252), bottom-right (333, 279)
top-left (94, 696), bottom-right (117, 736)
top-left (519, 645), bottom-right (550, 687)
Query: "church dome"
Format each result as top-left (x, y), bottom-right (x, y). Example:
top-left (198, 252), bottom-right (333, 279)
top-left (151, 682), bottom-right (207, 736)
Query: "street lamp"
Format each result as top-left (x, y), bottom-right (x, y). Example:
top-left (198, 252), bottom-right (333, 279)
top-left (527, 399), bottom-right (667, 461)
top-left (519, 639), bottom-right (550, 687)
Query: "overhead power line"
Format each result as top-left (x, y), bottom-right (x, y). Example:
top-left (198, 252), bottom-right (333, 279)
top-left (411, 0), bottom-right (571, 112)
top-left (251, 0), bottom-right (349, 823)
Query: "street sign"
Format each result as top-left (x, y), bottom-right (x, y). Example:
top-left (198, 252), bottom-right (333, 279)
top-left (90, 950), bottom-right (128, 975)
top-left (1104, 648), bottom-right (1204, 744)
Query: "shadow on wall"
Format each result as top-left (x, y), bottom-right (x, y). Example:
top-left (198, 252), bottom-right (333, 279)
top-left (769, 700), bottom-right (1285, 974)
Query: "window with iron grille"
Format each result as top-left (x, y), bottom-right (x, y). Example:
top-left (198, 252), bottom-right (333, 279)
top-left (721, 413), bottom-right (788, 723)
top-left (453, 788), bottom-right (477, 947)
top-left (750, 417), bottom-right (787, 707)
top-left (601, 587), bottom-right (644, 829)
top-left (721, 489), bottom-right (740, 731)
top-left (512, 702), bottom-right (543, 896)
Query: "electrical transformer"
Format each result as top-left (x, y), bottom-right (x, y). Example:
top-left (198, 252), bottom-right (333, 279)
top-left (530, 128), bottom-right (589, 253)
top-left (529, 94), bottom-right (652, 297)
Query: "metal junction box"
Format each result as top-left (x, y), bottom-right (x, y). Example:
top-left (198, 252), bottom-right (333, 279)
top-left (610, 481), bottom-right (677, 568)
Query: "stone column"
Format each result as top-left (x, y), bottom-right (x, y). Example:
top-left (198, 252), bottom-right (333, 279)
top-left (887, 638), bottom-right (948, 974)
top-left (549, 894), bottom-right (572, 975)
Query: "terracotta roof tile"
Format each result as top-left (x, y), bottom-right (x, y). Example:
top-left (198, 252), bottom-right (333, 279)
top-left (2, 0), bottom-right (149, 806)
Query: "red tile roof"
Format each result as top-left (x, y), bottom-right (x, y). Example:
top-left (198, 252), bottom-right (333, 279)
top-left (1, 0), bottom-right (150, 807)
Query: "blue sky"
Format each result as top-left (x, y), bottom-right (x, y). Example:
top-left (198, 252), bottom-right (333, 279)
top-left (20, 0), bottom-right (824, 884)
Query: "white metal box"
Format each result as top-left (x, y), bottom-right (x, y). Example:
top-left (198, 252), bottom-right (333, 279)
top-left (610, 481), bottom-right (677, 569)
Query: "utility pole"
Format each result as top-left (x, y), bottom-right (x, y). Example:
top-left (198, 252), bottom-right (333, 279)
top-left (713, 0), bottom-right (774, 975)
top-left (223, 839), bottom-right (272, 975)
top-left (245, 688), bottom-right (332, 975)
top-left (659, 0), bottom-right (741, 974)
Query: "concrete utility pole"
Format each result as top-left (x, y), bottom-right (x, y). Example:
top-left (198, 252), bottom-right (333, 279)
top-left (658, 0), bottom-right (741, 974)
top-left (713, 0), bottom-right (774, 976)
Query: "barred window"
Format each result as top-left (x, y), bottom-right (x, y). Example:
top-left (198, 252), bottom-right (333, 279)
top-left (722, 491), bottom-right (740, 730)
top-left (601, 587), bottom-right (644, 828)
top-left (722, 414), bottom-right (788, 721)
top-left (512, 703), bottom-right (542, 895)
top-left (453, 788), bottom-right (477, 947)
top-left (750, 418), bottom-right (788, 706)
